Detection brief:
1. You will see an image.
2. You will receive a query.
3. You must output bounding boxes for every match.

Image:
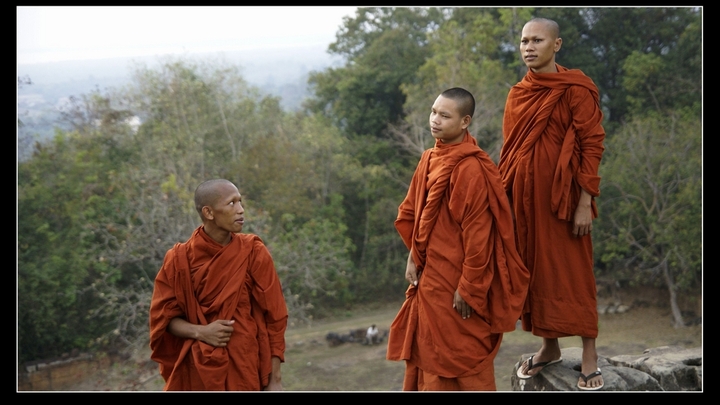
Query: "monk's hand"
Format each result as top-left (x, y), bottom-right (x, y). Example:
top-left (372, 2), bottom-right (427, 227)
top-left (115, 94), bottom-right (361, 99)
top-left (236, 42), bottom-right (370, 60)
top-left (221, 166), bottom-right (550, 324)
top-left (264, 379), bottom-right (283, 391)
top-left (199, 319), bottom-right (235, 347)
top-left (405, 252), bottom-right (421, 287)
top-left (573, 189), bottom-right (593, 237)
top-left (453, 290), bottom-right (473, 319)
top-left (572, 204), bottom-right (593, 237)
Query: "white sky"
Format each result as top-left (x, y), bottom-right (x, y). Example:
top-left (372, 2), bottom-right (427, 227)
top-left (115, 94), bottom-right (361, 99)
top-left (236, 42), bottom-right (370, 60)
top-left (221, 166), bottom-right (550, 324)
top-left (17, 6), bottom-right (359, 65)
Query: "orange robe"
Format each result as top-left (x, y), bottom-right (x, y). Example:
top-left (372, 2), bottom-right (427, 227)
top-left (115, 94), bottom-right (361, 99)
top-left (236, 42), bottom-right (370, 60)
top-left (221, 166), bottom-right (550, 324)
top-left (149, 227), bottom-right (288, 391)
top-left (499, 64), bottom-right (605, 339)
top-left (387, 132), bottom-right (530, 391)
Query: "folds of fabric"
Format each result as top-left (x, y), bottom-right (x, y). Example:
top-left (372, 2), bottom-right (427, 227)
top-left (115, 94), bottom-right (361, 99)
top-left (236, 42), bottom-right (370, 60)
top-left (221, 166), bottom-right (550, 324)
top-left (499, 64), bottom-right (605, 338)
top-left (403, 361), bottom-right (497, 391)
top-left (499, 64), bottom-right (604, 221)
top-left (387, 132), bottom-right (529, 381)
top-left (149, 227), bottom-right (287, 390)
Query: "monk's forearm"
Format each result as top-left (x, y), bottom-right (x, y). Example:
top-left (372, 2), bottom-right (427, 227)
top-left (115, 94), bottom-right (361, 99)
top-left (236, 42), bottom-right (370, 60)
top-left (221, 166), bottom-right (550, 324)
top-left (263, 356), bottom-right (283, 391)
top-left (167, 317), bottom-right (237, 348)
top-left (167, 317), bottom-right (200, 339)
top-left (578, 188), bottom-right (592, 207)
top-left (270, 356), bottom-right (282, 380)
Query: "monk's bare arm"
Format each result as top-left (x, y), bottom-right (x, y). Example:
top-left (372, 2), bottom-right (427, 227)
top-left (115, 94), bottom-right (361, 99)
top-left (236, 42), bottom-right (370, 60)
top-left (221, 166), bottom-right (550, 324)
top-left (405, 250), bottom-right (420, 286)
top-left (166, 317), bottom-right (235, 347)
top-left (264, 356), bottom-right (283, 391)
top-left (573, 188), bottom-right (593, 237)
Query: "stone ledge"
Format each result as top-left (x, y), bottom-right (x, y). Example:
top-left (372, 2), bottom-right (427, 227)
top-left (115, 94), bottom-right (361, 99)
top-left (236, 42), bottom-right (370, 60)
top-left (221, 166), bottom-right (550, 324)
top-left (511, 345), bottom-right (702, 391)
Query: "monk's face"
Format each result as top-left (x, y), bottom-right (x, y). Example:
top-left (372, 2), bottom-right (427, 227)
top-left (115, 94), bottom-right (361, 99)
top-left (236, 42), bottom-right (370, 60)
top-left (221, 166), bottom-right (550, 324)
top-left (205, 182), bottom-right (245, 235)
top-left (520, 21), bottom-right (562, 74)
top-left (429, 95), bottom-right (470, 145)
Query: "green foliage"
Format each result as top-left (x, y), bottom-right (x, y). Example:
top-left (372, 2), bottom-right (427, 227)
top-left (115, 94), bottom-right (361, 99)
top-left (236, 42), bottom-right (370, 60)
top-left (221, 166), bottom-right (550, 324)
top-left (595, 110), bottom-right (701, 293)
top-left (328, 7), bottom-right (445, 61)
top-left (17, 7), bottom-right (703, 363)
top-left (307, 7), bottom-right (446, 138)
top-left (535, 7), bottom-right (701, 127)
top-left (127, 56), bottom-right (265, 182)
top-left (350, 195), bottom-right (409, 303)
top-left (622, 16), bottom-right (701, 116)
top-left (18, 125), bottom-right (134, 363)
top-left (269, 217), bottom-right (356, 322)
top-left (399, 8), bottom-right (520, 160)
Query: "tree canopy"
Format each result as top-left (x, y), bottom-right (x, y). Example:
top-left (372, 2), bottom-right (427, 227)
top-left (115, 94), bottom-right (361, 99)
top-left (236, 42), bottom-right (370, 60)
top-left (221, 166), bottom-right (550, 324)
top-left (17, 7), bottom-right (702, 364)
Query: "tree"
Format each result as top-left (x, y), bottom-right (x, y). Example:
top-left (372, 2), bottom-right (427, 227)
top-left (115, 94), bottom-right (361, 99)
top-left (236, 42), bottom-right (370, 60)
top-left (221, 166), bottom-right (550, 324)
top-left (307, 7), bottom-right (446, 138)
top-left (535, 7), bottom-right (701, 127)
top-left (395, 8), bottom-right (524, 161)
top-left (18, 125), bottom-right (136, 363)
top-left (269, 217), bottom-right (354, 323)
top-left (18, 75), bottom-right (36, 159)
top-left (622, 15), bottom-right (701, 116)
top-left (596, 110), bottom-right (701, 328)
top-left (127, 57), bottom-right (264, 183)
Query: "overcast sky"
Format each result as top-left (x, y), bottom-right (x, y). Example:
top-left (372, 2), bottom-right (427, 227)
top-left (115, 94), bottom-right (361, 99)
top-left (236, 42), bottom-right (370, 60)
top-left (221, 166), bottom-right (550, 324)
top-left (17, 6), bottom-right (359, 65)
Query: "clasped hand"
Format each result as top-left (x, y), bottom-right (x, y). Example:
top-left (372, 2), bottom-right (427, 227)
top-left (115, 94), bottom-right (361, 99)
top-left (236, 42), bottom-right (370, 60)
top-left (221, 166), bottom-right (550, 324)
top-left (199, 319), bottom-right (235, 347)
top-left (405, 253), bottom-right (421, 286)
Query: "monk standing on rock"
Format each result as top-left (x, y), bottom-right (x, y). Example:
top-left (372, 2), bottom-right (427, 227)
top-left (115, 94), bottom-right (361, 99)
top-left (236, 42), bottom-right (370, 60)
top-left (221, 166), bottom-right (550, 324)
top-left (499, 17), bottom-right (606, 390)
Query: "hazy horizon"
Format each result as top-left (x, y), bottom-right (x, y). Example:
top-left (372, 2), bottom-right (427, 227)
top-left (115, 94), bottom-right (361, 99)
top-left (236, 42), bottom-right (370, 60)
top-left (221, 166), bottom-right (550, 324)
top-left (17, 6), bottom-right (359, 65)
top-left (17, 42), bottom-right (342, 86)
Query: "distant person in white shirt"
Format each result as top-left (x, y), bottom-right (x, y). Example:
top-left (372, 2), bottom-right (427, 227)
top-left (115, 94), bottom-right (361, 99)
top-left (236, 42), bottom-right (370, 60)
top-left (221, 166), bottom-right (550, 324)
top-left (365, 324), bottom-right (379, 345)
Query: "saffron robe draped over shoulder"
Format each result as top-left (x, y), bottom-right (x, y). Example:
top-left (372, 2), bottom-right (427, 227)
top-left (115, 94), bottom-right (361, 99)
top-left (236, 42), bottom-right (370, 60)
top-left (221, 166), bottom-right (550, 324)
top-left (387, 132), bottom-right (530, 388)
top-left (149, 227), bottom-right (288, 391)
top-left (499, 64), bottom-right (605, 338)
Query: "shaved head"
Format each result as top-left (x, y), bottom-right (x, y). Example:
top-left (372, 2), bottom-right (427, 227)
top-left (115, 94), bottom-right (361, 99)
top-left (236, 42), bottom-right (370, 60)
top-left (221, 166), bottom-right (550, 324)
top-left (194, 179), bottom-right (236, 217)
top-left (526, 17), bottom-right (560, 39)
top-left (440, 87), bottom-right (475, 119)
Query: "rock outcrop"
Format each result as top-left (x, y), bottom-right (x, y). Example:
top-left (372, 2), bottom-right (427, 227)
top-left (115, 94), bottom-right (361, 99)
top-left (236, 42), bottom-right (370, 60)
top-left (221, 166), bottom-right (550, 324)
top-left (511, 345), bottom-right (701, 391)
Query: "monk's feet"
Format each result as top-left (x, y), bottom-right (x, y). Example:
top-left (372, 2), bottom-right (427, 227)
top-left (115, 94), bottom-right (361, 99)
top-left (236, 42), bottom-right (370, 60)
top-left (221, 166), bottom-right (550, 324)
top-left (578, 350), bottom-right (604, 390)
top-left (516, 350), bottom-right (563, 379)
top-left (577, 368), bottom-right (604, 390)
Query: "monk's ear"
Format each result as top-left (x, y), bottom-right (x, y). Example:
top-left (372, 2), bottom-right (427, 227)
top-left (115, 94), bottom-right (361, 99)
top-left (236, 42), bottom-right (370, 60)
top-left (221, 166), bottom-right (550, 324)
top-left (462, 115), bottom-right (472, 130)
top-left (202, 206), bottom-right (214, 221)
top-left (554, 37), bottom-right (562, 53)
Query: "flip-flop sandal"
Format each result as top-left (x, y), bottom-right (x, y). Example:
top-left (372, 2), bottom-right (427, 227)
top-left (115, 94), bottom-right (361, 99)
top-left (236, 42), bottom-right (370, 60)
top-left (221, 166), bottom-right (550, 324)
top-left (516, 355), bottom-right (563, 379)
top-left (577, 368), bottom-right (604, 390)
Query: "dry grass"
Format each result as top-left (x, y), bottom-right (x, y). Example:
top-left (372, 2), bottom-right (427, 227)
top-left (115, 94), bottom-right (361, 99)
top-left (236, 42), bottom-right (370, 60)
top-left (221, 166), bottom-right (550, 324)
top-left (61, 299), bottom-right (702, 392)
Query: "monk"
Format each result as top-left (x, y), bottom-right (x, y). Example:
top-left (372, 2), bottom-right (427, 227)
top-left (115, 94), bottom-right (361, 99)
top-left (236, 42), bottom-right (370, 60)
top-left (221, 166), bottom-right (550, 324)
top-left (386, 87), bottom-right (530, 391)
top-left (499, 18), bottom-right (606, 390)
top-left (149, 179), bottom-right (288, 391)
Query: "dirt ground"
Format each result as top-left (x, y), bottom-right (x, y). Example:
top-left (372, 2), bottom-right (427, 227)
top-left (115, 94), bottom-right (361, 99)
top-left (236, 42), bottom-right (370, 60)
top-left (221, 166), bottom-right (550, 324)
top-left (57, 294), bottom-right (702, 392)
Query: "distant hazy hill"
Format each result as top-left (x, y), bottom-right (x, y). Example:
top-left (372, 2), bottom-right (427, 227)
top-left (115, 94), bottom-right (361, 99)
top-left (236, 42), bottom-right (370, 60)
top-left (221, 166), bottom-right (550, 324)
top-left (17, 44), bottom-right (342, 158)
top-left (19, 43), bottom-right (341, 108)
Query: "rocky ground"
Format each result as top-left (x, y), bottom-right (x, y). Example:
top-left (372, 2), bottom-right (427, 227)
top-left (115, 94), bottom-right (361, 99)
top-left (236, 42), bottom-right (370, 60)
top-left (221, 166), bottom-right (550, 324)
top-left (55, 295), bottom-right (701, 392)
